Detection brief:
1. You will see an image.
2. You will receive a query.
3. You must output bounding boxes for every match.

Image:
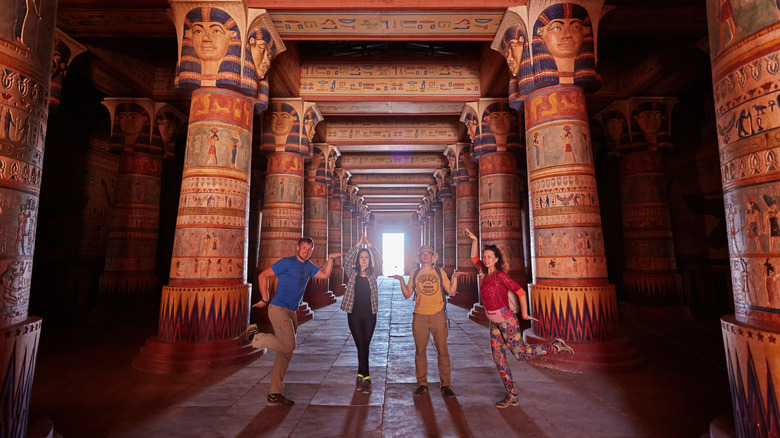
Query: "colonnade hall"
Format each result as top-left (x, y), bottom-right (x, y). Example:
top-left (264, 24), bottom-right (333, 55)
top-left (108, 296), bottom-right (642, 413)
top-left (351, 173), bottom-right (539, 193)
top-left (1, 0), bottom-right (777, 436)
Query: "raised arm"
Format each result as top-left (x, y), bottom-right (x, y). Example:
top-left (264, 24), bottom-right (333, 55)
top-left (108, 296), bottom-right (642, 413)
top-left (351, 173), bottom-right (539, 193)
top-left (342, 244), bottom-right (361, 278)
top-left (444, 272), bottom-right (459, 296)
top-left (465, 228), bottom-right (479, 260)
top-left (313, 252), bottom-right (345, 280)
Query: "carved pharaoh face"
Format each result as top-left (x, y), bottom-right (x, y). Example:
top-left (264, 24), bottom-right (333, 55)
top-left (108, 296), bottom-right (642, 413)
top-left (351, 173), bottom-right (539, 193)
top-left (466, 119), bottom-right (478, 141)
top-left (191, 22), bottom-right (232, 64)
top-left (487, 111), bottom-right (512, 136)
top-left (249, 38), bottom-right (271, 79)
top-left (304, 117), bottom-right (317, 142)
top-left (605, 117), bottom-right (624, 144)
top-left (269, 111), bottom-right (294, 137)
top-left (634, 110), bottom-right (663, 139)
top-left (539, 18), bottom-right (586, 61)
top-left (504, 37), bottom-right (525, 77)
top-left (117, 110), bottom-right (147, 137)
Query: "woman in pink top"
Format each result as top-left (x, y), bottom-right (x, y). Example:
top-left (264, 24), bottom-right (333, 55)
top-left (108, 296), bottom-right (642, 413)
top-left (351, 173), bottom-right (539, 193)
top-left (465, 228), bottom-right (573, 408)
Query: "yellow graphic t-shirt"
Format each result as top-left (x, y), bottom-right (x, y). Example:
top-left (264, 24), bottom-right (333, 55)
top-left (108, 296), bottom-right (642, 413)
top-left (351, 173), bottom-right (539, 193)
top-left (412, 267), bottom-right (451, 315)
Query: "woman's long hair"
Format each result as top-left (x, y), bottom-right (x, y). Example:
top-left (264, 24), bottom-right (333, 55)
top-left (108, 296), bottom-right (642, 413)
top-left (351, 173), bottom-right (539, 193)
top-left (356, 248), bottom-right (373, 276)
top-left (480, 244), bottom-right (505, 275)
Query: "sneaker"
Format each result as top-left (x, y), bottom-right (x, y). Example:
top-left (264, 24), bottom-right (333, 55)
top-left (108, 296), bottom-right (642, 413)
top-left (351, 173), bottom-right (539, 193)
top-left (355, 376), bottom-right (365, 392)
top-left (495, 393), bottom-right (518, 408)
top-left (413, 385), bottom-right (428, 396)
top-left (361, 378), bottom-right (372, 394)
top-left (266, 393), bottom-right (294, 407)
top-left (238, 324), bottom-right (258, 346)
top-left (440, 386), bottom-right (456, 398)
top-left (553, 337), bottom-right (574, 355)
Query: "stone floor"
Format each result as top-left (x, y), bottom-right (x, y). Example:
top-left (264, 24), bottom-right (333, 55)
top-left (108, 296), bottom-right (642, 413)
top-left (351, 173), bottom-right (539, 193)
top-left (31, 277), bottom-right (734, 437)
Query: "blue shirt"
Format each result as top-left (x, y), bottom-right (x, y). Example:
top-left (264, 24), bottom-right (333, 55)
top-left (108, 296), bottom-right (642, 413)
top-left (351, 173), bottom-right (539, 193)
top-left (270, 256), bottom-right (321, 310)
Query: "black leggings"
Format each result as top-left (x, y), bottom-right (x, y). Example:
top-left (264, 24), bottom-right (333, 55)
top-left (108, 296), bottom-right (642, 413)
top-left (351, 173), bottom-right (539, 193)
top-left (348, 311), bottom-right (377, 377)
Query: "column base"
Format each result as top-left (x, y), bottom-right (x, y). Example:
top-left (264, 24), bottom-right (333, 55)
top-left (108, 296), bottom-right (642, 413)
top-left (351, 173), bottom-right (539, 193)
top-left (721, 314), bottom-right (780, 436)
top-left (450, 273), bottom-right (479, 308)
top-left (133, 336), bottom-right (264, 373)
top-left (523, 330), bottom-right (644, 373)
top-left (98, 272), bottom-right (158, 303)
top-left (303, 277), bottom-right (337, 309)
top-left (26, 415), bottom-right (54, 438)
top-left (709, 414), bottom-right (737, 438)
top-left (619, 302), bottom-right (695, 323)
top-left (297, 302), bottom-right (313, 323)
top-left (331, 283), bottom-right (346, 297)
top-left (468, 303), bottom-right (489, 327)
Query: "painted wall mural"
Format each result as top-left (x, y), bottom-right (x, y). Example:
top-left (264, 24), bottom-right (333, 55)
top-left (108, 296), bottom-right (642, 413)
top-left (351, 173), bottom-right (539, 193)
top-left (272, 11), bottom-right (504, 39)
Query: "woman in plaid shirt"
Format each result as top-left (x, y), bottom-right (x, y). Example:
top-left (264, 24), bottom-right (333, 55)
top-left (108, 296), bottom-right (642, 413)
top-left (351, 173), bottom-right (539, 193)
top-left (340, 232), bottom-right (383, 394)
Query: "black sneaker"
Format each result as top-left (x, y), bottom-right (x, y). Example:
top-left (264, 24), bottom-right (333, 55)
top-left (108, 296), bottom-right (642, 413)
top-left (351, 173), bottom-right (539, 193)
top-left (413, 385), bottom-right (428, 396)
top-left (267, 393), bottom-right (294, 407)
top-left (362, 378), bottom-right (372, 394)
top-left (238, 324), bottom-right (258, 346)
top-left (495, 393), bottom-right (518, 408)
top-left (355, 376), bottom-right (365, 392)
top-left (440, 386), bottom-right (456, 398)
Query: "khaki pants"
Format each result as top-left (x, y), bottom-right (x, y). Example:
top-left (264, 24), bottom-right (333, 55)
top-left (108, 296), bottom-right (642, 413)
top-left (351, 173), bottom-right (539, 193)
top-left (412, 309), bottom-right (450, 387)
top-left (251, 304), bottom-right (298, 394)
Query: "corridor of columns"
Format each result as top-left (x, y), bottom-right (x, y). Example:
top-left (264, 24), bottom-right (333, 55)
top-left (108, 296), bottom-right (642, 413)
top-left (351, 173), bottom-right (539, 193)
top-left (31, 276), bottom-right (730, 437)
top-left (1, 0), bottom-right (777, 437)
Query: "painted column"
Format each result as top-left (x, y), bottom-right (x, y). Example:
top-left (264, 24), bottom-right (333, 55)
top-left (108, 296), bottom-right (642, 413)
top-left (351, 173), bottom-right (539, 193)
top-left (99, 99), bottom-right (184, 303)
top-left (470, 99), bottom-right (526, 285)
top-left (135, 4), bottom-right (284, 372)
top-left (495, 2), bottom-right (638, 371)
top-left (258, 98), bottom-right (312, 323)
top-left (0, 0), bottom-right (57, 435)
top-left (303, 141), bottom-right (337, 308)
top-left (342, 184), bottom-right (355, 283)
top-left (465, 99), bottom-right (525, 326)
top-left (352, 196), bottom-right (362, 244)
top-left (706, 0), bottom-right (780, 434)
top-left (597, 98), bottom-right (685, 312)
top-left (436, 168), bottom-right (456, 275)
top-left (430, 184), bottom-right (444, 268)
top-left (329, 167), bottom-right (347, 295)
top-left (445, 142), bottom-right (480, 308)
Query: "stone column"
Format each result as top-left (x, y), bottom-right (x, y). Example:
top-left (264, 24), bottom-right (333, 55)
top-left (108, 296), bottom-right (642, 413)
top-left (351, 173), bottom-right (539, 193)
top-left (303, 141), bottom-right (337, 308)
top-left (445, 142), bottom-right (480, 308)
top-left (430, 184), bottom-right (444, 268)
top-left (706, 0), bottom-right (780, 434)
top-left (597, 98), bottom-right (686, 316)
top-left (0, 1), bottom-right (57, 435)
top-left (466, 99), bottom-right (525, 326)
top-left (436, 168), bottom-right (456, 275)
top-left (135, 5), bottom-right (284, 372)
top-left (99, 99), bottom-right (184, 303)
top-left (258, 98), bottom-right (312, 323)
top-left (329, 166), bottom-right (347, 295)
top-left (342, 184), bottom-right (355, 283)
top-left (495, 2), bottom-right (638, 371)
top-left (352, 196), bottom-right (362, 244)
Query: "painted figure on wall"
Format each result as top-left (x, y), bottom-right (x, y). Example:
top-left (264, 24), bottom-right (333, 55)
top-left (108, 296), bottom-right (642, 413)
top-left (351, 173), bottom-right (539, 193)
top-left (113, 103), bottom-right (151, 146)
top-left (532, 3), bottom-right (599, 92)
top-left (175, 7), bottom-right (244, 91)
top-left (764, 194), bottom-right (780, 252)
top-left (561, 125), bottom-right (576, 163)
top-left (746, 195), bottom-right (762, 252)
top-left (204, 127), bottom-right (219, 165)
top-left (230, 131), bottom-right (241, 168)
top-left (262, 102), bottom-right (301, 148)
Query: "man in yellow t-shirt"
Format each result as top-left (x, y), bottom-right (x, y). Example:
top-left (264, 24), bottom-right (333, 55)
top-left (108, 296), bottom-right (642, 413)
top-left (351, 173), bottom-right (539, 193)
top-left (391, 245), bottom-right (461, 399)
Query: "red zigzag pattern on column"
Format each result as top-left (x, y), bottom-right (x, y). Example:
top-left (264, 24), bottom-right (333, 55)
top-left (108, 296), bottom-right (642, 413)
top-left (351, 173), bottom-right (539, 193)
top-left (158, 294), bottom-right (248, 342)
top-left (531, 293), bottom-right (617, 342)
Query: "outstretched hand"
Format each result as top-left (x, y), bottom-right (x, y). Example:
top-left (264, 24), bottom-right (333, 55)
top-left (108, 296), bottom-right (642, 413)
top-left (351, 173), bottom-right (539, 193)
top-left (328, 252), bottom-right (345, 260)
top-left (464, 228), bottom-right (477, 240)
top-left (389, 275), bottom-right (404, 282)
top-left (521, 314), bottom-right (539, 322)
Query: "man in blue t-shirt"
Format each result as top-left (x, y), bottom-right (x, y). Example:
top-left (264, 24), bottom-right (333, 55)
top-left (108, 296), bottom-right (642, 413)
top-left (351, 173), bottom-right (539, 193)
top-left (239, 237), bottom-right (343, 407)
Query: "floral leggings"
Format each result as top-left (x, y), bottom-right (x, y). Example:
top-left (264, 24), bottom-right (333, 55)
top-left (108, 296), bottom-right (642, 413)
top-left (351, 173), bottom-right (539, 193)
top-left (490, 313), bottom-right (556, 395)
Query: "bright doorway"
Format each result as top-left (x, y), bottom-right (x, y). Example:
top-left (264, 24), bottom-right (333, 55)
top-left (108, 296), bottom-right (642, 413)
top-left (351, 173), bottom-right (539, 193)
top-left (382, 233), bottom-right (405, 276)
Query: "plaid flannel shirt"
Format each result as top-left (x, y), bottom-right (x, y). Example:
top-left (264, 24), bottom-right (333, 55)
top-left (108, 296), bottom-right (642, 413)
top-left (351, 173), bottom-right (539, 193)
top-left (340, 244), bottom-right (382, 314)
